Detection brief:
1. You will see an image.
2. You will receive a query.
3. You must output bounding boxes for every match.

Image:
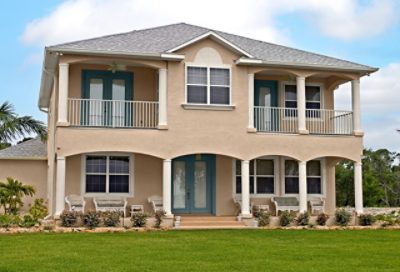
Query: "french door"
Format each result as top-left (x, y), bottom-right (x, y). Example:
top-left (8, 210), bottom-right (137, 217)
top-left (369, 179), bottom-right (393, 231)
top-left (255, 80), bottom-right (278, 131)
top-left (172, 155), bottom-right (215, 214)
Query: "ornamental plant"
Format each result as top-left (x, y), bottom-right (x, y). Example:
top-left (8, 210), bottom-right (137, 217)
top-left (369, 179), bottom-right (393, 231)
top-left (335, 209), bottom-right (352, 226)
top-left (102, 211), bottom-right (121, 227)
top-left (60, 211), bottom-right (81, 227)
top-left (316, 213), bottom-right (329, 226)
top-left (29, 198), bottom-right (48, 220)
top-left (296, 212), bottom-right (309, 226)
top-left (83, 211), bottom-right (101, 229)
top-left (359, 214), bottom-right (375, 226)
top-left (254, 210), bottom-right (271, 227)
top-left (279, 211), bottom-right (295, 227)
top-left (131, 212), bottom-right (148, 227)
top-left (154, 210), bottom-right (166, 228)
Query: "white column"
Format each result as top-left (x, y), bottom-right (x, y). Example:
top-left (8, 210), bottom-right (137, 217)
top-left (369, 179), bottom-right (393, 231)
top-left (354, 162), bottom-right (363, 214)
top-left (55, 156), bottom-right (66, 216)
top-left (296, 76), bottom-right (308, 134)
top-left (241, 160), bottom-right (251, 217)
top-left (351, 79), bottom-right (362, 134)
top-left (163, 159), bottom-right (172, 216)
top-left (158, 68), bottom-right (168, 129)
top-left (58, 63), bottom-right (69, 124)
top-left (248, 73), bottom-right (255, 132)
top-left (298, 161), bottom-right (307, 213)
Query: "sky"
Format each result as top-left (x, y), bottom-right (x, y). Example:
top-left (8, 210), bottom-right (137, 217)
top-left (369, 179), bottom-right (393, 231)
top-left (1, 0), bottom-right (399, 151)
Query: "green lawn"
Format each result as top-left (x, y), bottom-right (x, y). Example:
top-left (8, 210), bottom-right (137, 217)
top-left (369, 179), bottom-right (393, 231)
top-left (0, 229), bottom-right (399, 272)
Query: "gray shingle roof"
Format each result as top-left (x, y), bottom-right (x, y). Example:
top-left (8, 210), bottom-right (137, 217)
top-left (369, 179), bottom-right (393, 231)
top-left (49, 23), bottom-right (377, 72)
top-left (0, 138), bottom-right (47, 159)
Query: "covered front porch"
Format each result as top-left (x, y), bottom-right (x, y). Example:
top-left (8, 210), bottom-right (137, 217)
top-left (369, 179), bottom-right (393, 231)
top-left (53, 152), bottom-right (364, 221)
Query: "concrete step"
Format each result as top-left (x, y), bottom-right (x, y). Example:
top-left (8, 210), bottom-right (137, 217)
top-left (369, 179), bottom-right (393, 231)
top-left (177, 225), bottom-right (249, 230)
top-left (176, 216), bottom-right (246, 229)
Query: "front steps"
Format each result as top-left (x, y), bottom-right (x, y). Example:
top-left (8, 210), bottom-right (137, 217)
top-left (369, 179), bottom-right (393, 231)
top-left (175, 216), bottom-right (248, 229)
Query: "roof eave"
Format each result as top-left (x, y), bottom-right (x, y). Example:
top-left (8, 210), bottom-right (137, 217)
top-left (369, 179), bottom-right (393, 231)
top-left (0, 157), bottom-right (47, 161)
top-left (236, 58), bottom-right (379, 75)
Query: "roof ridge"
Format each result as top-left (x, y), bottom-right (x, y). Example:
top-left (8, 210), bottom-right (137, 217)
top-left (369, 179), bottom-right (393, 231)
top-left (48, 22), bottom-right (187, 49)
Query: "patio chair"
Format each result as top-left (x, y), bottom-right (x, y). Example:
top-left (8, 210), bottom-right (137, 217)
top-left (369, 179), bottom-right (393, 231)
top-left (147, 195), bottom-right (163, 213)
top-left (308, 197), bottom-right (325, 214)
top-left (93, 196), bottom-right (128, 217)
top-left (271, 196), bottom-right (300, 216)
top-left (233, 195), bottom-right (254, 215)
top-left (65, 194), bottom-right (86, 212)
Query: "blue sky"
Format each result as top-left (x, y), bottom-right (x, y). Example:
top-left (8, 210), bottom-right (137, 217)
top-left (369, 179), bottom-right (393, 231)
top-left (1, 0), bottom-right (399, 150)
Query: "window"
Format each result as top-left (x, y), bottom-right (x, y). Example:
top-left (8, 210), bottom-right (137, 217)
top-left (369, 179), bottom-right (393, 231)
top-left (85, 155), bottom-right (131, 194)
top-left (187, 66), bottom-right (230, 105)
top-left (284, 84), bottom-right (321, 117)
top-left (284, 160), bottom-right (322, 194)
top-left (235, 159), bottom-right (274, 195)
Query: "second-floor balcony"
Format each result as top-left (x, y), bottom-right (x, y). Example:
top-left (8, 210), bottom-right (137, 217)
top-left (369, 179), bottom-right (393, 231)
top-left (254, 106), bottom-right (353, 135)
top-left (68, 98), bottom-right (159, 129)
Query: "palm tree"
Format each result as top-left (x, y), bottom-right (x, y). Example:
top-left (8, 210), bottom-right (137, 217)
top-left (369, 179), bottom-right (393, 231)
top-left (0, 101), bottom-right (47, 146)
top-left (0, 177), bottom-right (36, 214)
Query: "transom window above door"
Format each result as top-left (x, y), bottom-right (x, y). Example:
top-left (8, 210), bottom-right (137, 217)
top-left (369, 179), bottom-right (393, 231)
top-left (186, 66), bottom-right (231, 105)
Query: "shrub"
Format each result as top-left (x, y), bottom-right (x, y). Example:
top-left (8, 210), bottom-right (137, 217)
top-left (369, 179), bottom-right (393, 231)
top-left (316, 213), bottom-right (329, 226)
top-left (279, 211), bottom-right (295, 227)
top-left (375, 214), bottom-right (397, 227)
top-left (83, 211), bottom-right (101, 229)
top-left (60, 211), bottom-right (81, 227)
top-left (155, 210), bottom-right (166, 228)
top-left (359, 214), bottom-right (375, 226)
top-left (131, 212), bottom-right (148, 227)
top-left (19, 214), bottom-right (38, 228)
top-left (29, 198), bottom-right (48, 220)
top-left (102, 211), bottom-right (121, 227)
top-left (0, 214), bottom-right (21, 228)
top-left (297, 212), bottom-right (309, 226)
top-left (335, 209), bottom-right (352, 226)
top-left (254, 210), bottom-right (271, 227)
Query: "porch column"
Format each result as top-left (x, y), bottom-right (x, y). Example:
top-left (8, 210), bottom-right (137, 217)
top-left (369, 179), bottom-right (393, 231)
top-left (298, 161), bottom-right (307, 213)
top-left (247, 73), bottom-right (256, 132)
top-left (158, 68), bottom-right (168, 129)
top-left (58, 63), bottom-right (69, 125)
top-left (351, 79), bottom-right (362, 135)
top-left (163, 159), bottom-right (172, 216)
top-left (354, 162), bottom-right (363, 214)
top-left (296, 76), bottom-right (308, 134)
top-left (55, 156), bottom-right (66, 216)
top-left (241, 160), bottom-right (251, 217)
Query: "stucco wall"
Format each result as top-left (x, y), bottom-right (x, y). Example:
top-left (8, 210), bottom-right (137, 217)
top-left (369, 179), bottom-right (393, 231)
top-left (0, 159), bottom-right (48, 212)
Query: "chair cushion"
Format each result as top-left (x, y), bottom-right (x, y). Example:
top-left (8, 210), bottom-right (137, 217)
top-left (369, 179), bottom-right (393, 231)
top-left (97, 199), bottom-right (124, 207)
top-left (274, 197), bottom-right (299, 206)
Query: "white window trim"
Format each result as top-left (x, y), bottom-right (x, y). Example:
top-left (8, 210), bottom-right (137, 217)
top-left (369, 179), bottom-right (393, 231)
top-left (184, 63), bottom-right (233, 107)
top-left (281, 81), bottom-right (325, 121)
top-left (281, 158), bottom-right (325, 197)
top-left (81, 153), bottom-right (134, 197)
top-left (232, 156), bottom-right (278, 198)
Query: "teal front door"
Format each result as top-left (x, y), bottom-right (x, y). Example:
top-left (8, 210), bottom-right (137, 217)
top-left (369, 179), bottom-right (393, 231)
top-left (172, 154), bottom-right (215, 214)
top-left (254, 80), bottom-right (278, 131)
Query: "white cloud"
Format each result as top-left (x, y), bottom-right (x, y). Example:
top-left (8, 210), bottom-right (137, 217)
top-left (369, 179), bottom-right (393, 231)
top-left (21, 0), bottom-right (397, 47)
top-left (335, 63), bottom-right (400, 151)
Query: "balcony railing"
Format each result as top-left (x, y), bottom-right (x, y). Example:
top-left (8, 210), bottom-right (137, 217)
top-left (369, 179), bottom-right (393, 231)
top-left (254, 106), bottom-right (353, 135)
top-left (68, 98), bottom-right (159, 128)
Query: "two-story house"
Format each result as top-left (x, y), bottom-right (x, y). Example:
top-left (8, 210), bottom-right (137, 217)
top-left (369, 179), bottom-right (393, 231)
top-left (0, 23), bottom-right (378, 223)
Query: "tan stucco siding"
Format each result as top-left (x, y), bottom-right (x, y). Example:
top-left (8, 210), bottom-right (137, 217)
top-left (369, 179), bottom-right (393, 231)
top-left (216, 155), bottom-right (236, 216)
top-left (0, 160), bottom-right (48, 212)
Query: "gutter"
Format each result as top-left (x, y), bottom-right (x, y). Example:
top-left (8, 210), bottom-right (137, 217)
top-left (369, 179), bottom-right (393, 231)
top-left (235, 57), bottom-right (379, 75)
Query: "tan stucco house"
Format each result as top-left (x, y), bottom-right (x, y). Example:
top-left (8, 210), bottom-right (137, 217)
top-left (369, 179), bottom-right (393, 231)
top-left (0, 23), bottom-right (378, 221)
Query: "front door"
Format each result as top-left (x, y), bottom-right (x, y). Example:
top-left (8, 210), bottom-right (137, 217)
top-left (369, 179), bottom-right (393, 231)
top-left (254, 80), bottom-right (278, 131)
top-left (172, 154), bottom-right (215, 214)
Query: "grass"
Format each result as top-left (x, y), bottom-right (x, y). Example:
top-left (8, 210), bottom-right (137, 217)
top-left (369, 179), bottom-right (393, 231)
top-left (0, 229), bottom-right (399, 271)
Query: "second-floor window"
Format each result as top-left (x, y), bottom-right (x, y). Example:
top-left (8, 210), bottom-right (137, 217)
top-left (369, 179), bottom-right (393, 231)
top-left (186, 66), bottom-right (230, 105)
top-left (284, 84), bottom-right (321, 117)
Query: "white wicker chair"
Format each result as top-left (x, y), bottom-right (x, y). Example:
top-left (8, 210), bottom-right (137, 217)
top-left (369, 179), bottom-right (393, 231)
top-left (147, 195), bottom-right (163, 213)
top-left (271, 196), bottom-right (300, 216)
top-left (308, 197), bottom-right (325, 214)
top-left (65, 195), bottom-right (86, 212)
top-left (93, 196), bottom-right (128, 217)
top-left (233, 195), bottom-right (254, 215)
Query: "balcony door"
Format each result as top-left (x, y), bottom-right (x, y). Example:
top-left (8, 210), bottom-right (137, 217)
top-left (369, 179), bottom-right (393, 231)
top-left (81, 70), bottom-right (133, 127)
top-left (255, 80), bottom-right (278, 131)
top-left (172, 154), bottom-right (215, 214)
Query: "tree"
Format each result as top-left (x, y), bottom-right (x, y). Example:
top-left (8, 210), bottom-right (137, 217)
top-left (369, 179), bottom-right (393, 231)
top-left (0, 101), bottom-right (47, 148)
top-left (0, 177), bottom-right (36, 214)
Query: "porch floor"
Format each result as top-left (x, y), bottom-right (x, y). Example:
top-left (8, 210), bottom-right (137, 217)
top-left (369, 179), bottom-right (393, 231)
top-left (175, 216), bottom-right (248, 229)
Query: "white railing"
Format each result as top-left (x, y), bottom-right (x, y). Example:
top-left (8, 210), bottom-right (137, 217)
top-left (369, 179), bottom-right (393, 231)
top-left (254, 106), bottom-right (298, 134)
top-left (306, 109), bottom-right (353, 135)
top-left (68, 98), bottom-right (159, 128)
top-left (255, 106), bottom-right (353, 135)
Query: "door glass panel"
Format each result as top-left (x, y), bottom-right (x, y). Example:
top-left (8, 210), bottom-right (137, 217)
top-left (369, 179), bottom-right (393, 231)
top-left (194, 161), bottom-right (207, 209)
top-left (258, 87), bottom-right (271, 131)
top-left (173, 161), bottom-right (186, 209)
top-left (89, 78), bottom-right (103, 126)
top-left (112, 79), bottom-right (126, 127)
